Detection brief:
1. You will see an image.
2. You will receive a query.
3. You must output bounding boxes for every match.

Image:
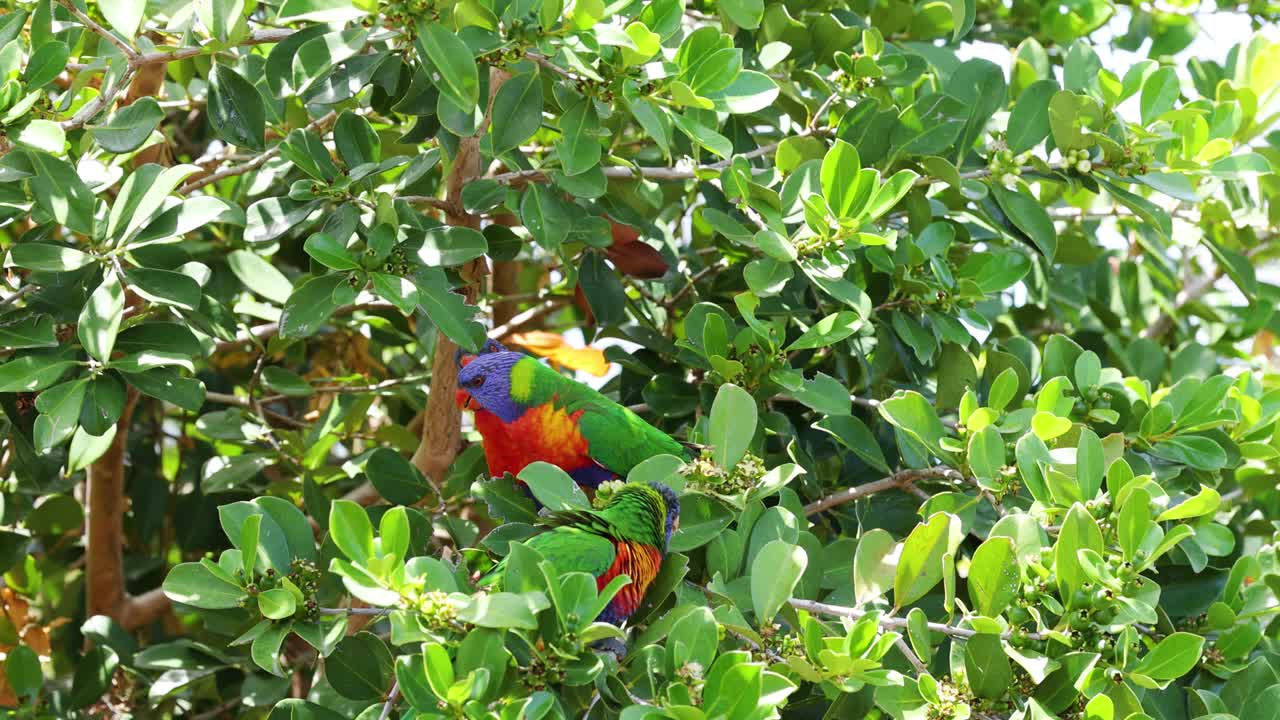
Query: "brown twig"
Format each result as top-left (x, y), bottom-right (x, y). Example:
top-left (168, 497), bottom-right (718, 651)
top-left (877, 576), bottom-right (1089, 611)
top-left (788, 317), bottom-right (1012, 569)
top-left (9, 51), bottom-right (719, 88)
top-left (1142, 238), bottom-right (1277, 341)
top-left (178, 110), bottom-right (339, 194)
top-left (58, 0), bottom-right (141, 62)
top-left (803, 467), bottom-right (964, 516)
top-left (790, 598), bottom-right (1045, 641)
top-left (489, 297), bottom-right (567, 339)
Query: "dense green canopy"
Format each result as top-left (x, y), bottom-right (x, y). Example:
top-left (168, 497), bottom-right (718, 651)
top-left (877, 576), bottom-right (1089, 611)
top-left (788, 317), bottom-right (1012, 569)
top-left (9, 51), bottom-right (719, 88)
top-left (1, 0), bottom-right (1280, 718)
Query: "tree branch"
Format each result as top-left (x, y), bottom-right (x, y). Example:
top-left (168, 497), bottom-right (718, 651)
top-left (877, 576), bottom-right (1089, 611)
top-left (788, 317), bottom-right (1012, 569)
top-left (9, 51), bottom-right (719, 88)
top-left (803, 467), bottom-right (964, 516)
top-left (408, 68), bottom-right (509, 485)
top-left (86, 389), bottom-right (171, 631)
top-left (1142, 238), bottom-right (1276, 341)
top-left (58, 0), bottom-right (141, 62)
top-left (789, 598), bottom-right (1045, 641)
top-left (178, 110), bottom-right (339, 194)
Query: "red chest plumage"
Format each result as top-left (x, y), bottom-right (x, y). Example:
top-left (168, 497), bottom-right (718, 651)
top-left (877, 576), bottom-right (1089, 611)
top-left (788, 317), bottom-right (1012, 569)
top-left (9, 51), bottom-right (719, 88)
top-left (472, 402), bottom-right (595, 478)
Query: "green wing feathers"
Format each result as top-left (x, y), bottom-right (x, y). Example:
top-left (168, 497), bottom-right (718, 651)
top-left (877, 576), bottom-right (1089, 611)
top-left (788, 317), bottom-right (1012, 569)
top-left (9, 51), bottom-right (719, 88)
top-left (577, 404), bottom-right (687, 475)
top-left (525, 528), bottom-right (617, 576)
top-left (520, 355), bottom-right (687, 475)
top-left (479, 526), bottom-right (617, 591)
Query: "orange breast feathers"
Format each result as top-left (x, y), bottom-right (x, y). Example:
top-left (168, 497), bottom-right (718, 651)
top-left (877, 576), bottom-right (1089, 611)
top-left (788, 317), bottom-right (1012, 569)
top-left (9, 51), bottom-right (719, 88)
top-left (598, 540), bottom-right (663, 619)
top-left (465, 399), bottom-right (595, 479)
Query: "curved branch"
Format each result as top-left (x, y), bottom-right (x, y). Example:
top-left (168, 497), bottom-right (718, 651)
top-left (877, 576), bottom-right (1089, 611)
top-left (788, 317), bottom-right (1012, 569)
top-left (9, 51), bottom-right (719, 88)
top-left (803, 467), bottom-right (964, 516)
top-left (789, 598), bottom-right (1046, 641)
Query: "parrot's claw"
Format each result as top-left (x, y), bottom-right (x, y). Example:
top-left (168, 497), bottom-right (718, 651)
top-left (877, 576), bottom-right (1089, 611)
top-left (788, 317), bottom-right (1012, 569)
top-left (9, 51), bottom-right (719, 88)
top-left (590, 637), bottom-right (628, 663)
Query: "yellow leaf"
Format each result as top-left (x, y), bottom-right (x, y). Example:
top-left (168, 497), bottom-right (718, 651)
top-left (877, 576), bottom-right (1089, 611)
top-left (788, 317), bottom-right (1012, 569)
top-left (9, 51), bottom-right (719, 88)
top-left (508, 331), bottom-right (611, 377)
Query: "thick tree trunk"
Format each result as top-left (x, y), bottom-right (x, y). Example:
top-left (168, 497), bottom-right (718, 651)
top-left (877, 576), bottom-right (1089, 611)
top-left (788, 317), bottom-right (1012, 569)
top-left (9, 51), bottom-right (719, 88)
top-left (85, 391), bottom-right (171, 630)
top-left (410, 68), bottom-right (510, 484)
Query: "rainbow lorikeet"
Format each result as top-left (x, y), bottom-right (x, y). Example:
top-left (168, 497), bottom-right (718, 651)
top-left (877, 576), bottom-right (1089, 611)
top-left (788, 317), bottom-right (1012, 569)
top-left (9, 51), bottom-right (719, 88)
top-left (454, 341), bottom-right (687, 489)
top-left (479, 481), bottom-right (680, 626)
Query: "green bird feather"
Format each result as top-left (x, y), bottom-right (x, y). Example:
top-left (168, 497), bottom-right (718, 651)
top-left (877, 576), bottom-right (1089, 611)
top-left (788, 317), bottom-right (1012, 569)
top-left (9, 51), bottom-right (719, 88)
top-left (458, 348), bottom-right (690, 488)
top-left (477, 481), bottom-right (679, 626)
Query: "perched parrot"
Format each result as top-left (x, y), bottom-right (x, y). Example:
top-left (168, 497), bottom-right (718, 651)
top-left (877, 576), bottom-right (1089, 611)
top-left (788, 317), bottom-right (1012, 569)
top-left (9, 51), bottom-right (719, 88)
top-left (479, 481), bottom-right (680, 626)
top-left (454, 340), bottom-right (687, 489)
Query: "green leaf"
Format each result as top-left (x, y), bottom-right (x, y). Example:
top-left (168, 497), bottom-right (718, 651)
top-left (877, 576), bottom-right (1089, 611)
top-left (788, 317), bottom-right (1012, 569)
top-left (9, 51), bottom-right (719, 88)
top-left (416, 226), bottom-right (488, 266)
top-left (1139, 67), bottom-right (1179, 125)
top-left (965, 633), bottom-right (1012, 699)
top-left (279, 273), bottom-right (345, 340)
top-left (787, 311), bottom-right (863, 351)
top-left (456, 591), bottom-right (545, 630)
top-left (78, 273), bottom-right (124, 364)
top-left (1032, 411), bottom-right (1072, 441)
top-left (750, 540), bottom-right (807, 622)
top-left (415, 21), bottom-right (479, 110)
top-left (423, 642), bottom-right (455, 699)
top-left (1055, 503), bottom-right (1103, 603)
top-left (879, 391), bottom-right (951, 461)
top-left (490, 71), bottom-right (544, 155)
top-left (329, 500), bottom-right (375, 565)
top-left (0, 353), bottom-right (75, 392)
top-left (303, 232), bottom-right (360, 270)
top-left (1007, 80), bottom-right (1057, 154)
top-left (1131, 633), bottom-right (1204, 681)
top-left (163, 562), bottom-right (247, 609)
top-left (894, 512), bottom-right (961, 607)
top-left (578, 251), bottom-right (626, 326)
top-left (365, 447), bottom-right (430, 505)
top-left (820, 140), bottom-right (863, 219)
top-left (209, 64), bottom-right (266, 150)
top-left (89, 97), bottom-right (164, 153)
top-left (333, 110), bottom-right (380, 168)
top-left (948, 0), bottom-right (976, 40)
top-left (5, 644), bottom-right (41, 698)
top-left (100, 0), bottom-right (144, 38)
top-left (1149, 435), bottom-right (1228, 470)
top-left (992, 185), bottom-right (1057, 260)
top-left (557, 96), bottom-right (602, 176)
top-left (228, 250), bottom-right (292, 304)
top-left (968, 537), bottom-right (1020, 616)
top-left (1157, 485), bottom-right (1221, 521)
top-left (24, 41), bottom-right (68, 89)
top-left (122, 369), bottom-right (206, 412)
top-left (721, 0), bottom-right (764, 28)
top-left (709, 383), bottom-right (757, 470)
top-left (517, 462), bottom-right (590, 511)
top-left (1118, 487), bottom-right (1153, 562)
top-left (852, 528), bottom-right (899, 605)
top-left (865, 169), bottom-right (919, 221)
top-left (328, 632), bottom-right (395, 700)
top-left (7, 242), bottom-right (95, 271)
top-left (814, 416), bottom-right (890, 473)
top-left (33, 378), bottom-right (88, 451)
top-left (1076, 428), bottom-right (1104, 501)
top-left (26, 151), bottom-right (96, 235)
top-left (125, 268), bottom-right (202, 311)
top-left (967, 426), bottom-right (1004, 481)
top-left (412, 267), bottom-right (487, 351)
top-left (258, 588), bottom-right (297, 620)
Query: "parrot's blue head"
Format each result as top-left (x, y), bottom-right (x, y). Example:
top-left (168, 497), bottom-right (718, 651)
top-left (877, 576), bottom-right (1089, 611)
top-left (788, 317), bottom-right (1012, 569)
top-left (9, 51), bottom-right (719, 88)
top-left (456, 351), bottom-right (528, 423)
top-left (648, 481), bottom-right (680, 553)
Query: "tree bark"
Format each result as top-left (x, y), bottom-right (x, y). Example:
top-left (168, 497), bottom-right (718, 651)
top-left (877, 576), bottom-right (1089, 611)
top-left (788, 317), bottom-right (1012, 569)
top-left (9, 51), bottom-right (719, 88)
top-left (409, 68), bottom-right (510, 483)
top-left (85, 390), bottom-right (171, 630)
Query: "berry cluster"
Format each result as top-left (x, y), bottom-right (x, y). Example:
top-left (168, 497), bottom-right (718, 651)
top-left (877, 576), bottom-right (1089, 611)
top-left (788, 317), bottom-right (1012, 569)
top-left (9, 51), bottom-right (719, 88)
top-left (416, 589), bottom-right (463, 633)
top-left (987, 147), bottom-right (1032, 187)
top-left (680, 449), bottom-right (766, 495)
top-left (1063, 147), bottom-right (1094, 174)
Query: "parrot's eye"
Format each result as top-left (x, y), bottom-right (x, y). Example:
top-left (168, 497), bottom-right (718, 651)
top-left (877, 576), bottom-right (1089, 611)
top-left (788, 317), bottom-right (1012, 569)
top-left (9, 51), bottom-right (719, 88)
top-left (467, 376), bottom-right (485, 389)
